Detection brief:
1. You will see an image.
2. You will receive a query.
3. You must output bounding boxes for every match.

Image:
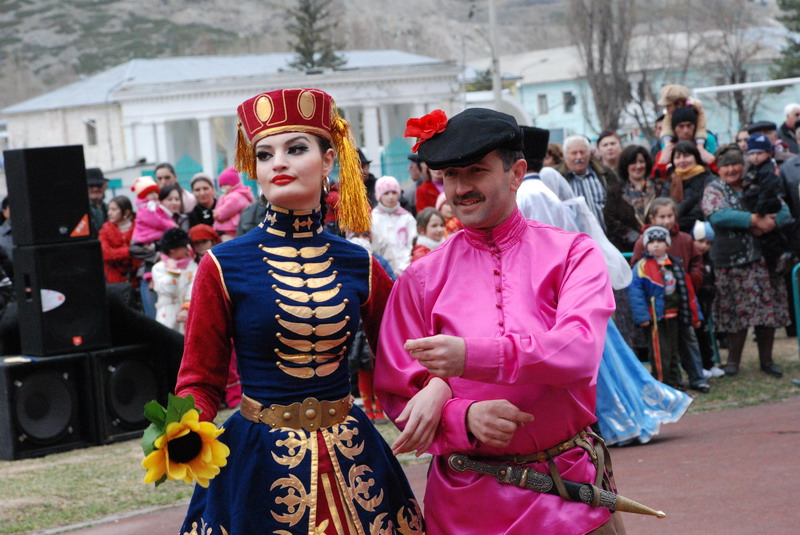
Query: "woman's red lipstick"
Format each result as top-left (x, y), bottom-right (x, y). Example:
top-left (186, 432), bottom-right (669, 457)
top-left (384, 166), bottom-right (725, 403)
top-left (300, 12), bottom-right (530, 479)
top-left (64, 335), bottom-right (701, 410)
top-left (271, 174), bottom-right (296, 185)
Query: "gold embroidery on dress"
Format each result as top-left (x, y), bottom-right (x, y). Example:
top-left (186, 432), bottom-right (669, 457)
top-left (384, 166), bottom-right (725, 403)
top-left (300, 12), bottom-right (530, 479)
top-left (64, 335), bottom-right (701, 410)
top-left (265, 211), bottom-right (278, 225)
top-left (321, 430), bottom-right (367, 535)
top-left (369, 513), bottom-right (393, 535)
top-left (266, 226), bottom-right (287, 237)
top-left (276, 334), bottom-right (349, 353)
top-left (277, 317), bottom-right (348, 336)
top-left (260, 244), bottom-right (330, 258)
top-left (348, 464), bottom-right (384, 512)
top-left (327, 416), bottom-right (364, 460)
top-left (273, 285), bottom-right (341, 303)
top-left (277, 353), bottom-right (344, 378)
top-left (320, 473), bottom-right (348, 535)
top-left (274, 348), bottom-right (346, 364)
top-left (278, 300), bottom-right (348, 319)
top-left (266, 258), bottom-right (333, 274)
top-left (182, 519), bottom-right (230, 535)
top-left (271, 473), bottom-right (312, 527)
top-left (271, 428), bottom-right (310, 468)
top-left (315, 354), bottom-right (345, 377)
top-left (271, 272), bottom-right (338, 289)
top-left (293, 216), bottom-right (314, 232)
top-left (397, 501), bottom-right (425, 535)
top-left (276, 363), bottom-right (316, 379)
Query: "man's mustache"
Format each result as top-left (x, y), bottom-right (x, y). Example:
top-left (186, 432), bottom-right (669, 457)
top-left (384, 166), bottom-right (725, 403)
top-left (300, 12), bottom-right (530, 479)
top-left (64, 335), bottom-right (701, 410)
top-left (571, 158), bottom-right (587, 165)
top-left (453, 193), bottom-right (485, 205)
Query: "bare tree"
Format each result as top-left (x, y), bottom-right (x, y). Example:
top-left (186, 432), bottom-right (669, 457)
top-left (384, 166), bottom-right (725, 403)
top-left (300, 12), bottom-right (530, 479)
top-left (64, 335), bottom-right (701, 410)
top-left (698, 0), bottom-right (767, 127)
top-left (567, 0), bottom-right (636, 133)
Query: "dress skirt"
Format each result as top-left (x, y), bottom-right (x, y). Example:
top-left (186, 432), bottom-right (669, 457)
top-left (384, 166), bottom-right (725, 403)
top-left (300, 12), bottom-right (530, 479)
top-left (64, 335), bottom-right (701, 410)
top-left (595, 320), bottom-right (693, 446)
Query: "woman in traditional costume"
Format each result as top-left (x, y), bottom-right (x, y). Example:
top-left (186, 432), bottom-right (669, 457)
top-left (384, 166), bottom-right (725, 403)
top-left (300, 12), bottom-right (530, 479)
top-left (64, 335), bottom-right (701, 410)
top-left (175, 88), bottom-right (424, 534)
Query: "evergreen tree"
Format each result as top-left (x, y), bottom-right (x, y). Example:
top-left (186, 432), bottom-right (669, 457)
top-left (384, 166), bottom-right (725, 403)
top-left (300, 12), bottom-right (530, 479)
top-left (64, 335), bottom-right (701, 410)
top-left (770, 0), bottom-right (800, 91)
top-left (286, 0), bottom-right (346, 71)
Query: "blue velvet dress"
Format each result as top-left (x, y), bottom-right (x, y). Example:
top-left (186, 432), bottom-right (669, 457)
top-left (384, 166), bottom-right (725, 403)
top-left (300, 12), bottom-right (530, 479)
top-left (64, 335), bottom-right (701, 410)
top-left (595, 320), bottom-right (693, 446)
top-left (176, 204), bottom-right (423, 534)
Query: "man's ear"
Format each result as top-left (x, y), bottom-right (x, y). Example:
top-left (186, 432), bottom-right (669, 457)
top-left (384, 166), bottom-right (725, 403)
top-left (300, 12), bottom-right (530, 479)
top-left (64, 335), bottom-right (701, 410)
top-left (509, 159), bottom-right (527, 192)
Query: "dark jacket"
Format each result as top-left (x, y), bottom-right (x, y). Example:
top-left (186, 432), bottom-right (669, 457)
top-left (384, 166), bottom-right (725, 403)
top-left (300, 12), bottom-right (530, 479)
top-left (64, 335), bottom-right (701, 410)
top-left (189, 198), bottom-right (216, 228)
top-left (604, 182), bottom-right (640, 252)
top-left (631, 223), bottom-right (704, 291)
top-left (555, 159), bottom-right (621, 230)
top-left (780, 155), bottom-right (800, 218)
top-left (779, 122), bottom-right (800, 155)
top-left (674, 170), bottom-right (716, 234)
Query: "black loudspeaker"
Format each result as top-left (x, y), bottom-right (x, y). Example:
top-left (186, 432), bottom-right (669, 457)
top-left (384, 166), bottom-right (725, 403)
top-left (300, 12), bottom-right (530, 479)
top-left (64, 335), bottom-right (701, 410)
top-left (0, 354), bottom-right (96, 460)
top-left (90, 345), bottom-right (167, 444)
top-left (14, 240), bottom-right (111, 355)
top-left (3, 145), bottom-right (93, 246)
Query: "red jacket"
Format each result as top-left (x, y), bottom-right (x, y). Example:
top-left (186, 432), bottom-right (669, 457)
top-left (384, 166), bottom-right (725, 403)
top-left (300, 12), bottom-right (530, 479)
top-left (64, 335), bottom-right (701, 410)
top-left (415, 181), bottom-right (440, 213)
top-left (630, 222), bottom-right (703, 290)
top-left (99, 220), bottom-right (141, 285)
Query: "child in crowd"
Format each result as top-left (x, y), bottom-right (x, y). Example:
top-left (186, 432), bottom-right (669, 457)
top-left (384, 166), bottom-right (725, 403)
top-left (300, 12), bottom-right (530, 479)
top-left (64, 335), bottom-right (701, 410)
top-left (631, 198), bottom-right (710, 392)
top-left (371, 175), bottom-right (417, 276)
top-left (692, 220), bottom-right (724, 378)
top-left (188, 224), bottom-right (221, 261)
top-left (436, 192), bottom-right (463, 236)
top-left (99, 195), bottom-right (140, 286)
top-left (658, 84), bottom-right (712, 151)
top-left (159, 184), bottom-right (190, 232)
top-left (129, 176), bottom-right (176, 317)
top-left (628, 226), bottom-right (701, 389)
top-left (412, 207), bottom-right (446, 262)
top-left (213, 167), bottom-right (254, 241)
top-left (151, 228), bottom-right (198, 334)
top-left (743, 134), bottom-right (795, 273)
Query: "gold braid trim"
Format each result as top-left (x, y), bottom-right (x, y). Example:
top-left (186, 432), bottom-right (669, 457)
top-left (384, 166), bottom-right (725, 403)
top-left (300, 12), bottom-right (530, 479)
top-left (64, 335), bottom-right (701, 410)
top-left (330, 108), bottom-right (371, 233)
top-left (234, 122), bottom-right (257, 181)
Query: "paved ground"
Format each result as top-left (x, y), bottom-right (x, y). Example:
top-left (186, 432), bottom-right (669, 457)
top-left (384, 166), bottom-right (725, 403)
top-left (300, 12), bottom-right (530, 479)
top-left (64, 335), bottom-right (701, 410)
top-left (45, 396), bottom-right (800, 535)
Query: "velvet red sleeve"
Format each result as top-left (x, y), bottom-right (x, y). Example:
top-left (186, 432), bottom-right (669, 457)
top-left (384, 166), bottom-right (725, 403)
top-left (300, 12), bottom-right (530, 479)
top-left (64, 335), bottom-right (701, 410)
top-left (360, 255), bottom-right (393, 355)
top-left (174, 252), bottom-right (234, 422)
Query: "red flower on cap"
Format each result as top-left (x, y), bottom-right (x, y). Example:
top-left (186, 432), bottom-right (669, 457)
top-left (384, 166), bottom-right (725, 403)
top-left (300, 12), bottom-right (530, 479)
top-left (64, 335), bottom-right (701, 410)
top-left (405, 109), bottom-right (448, 153)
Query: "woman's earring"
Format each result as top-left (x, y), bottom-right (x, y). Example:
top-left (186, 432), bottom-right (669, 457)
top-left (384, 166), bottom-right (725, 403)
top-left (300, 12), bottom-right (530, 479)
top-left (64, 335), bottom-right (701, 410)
top-left (259, 194), bottom-right (267, 206)
top-left (322, 176), bottom-right (330, 195)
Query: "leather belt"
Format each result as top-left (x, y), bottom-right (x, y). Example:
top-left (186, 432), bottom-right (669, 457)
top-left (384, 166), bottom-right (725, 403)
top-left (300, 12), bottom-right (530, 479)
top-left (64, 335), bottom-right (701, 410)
top-left (239, 394), bottom-right (353, 432)
top-left (473, 429), bottom-right (593, 464)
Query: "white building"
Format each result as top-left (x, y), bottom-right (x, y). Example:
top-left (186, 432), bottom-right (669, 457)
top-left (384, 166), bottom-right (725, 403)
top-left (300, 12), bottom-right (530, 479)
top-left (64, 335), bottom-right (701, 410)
top-left (1, 50), bottom-right (462, 185)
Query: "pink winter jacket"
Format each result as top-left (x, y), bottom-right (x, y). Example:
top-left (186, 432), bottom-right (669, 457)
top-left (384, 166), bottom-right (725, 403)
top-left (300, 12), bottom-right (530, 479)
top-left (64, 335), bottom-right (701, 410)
top-left (213, 184), bottom-right (255, 235)
top-left (132, 199), bottom-right (176, 244)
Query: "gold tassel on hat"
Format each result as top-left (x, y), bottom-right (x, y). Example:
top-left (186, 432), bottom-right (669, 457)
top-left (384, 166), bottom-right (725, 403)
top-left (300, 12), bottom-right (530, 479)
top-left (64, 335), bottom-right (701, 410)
top-left (234, 122), bottom-right (257, 181)
top-left (330, 111), bottom-right (371, 233)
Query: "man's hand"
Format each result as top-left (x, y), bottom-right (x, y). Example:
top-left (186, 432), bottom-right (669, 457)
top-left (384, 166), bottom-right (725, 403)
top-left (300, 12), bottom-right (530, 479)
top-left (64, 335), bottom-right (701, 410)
top-left (404, 335), bottom-right (466, 378)
top-left (176, 308), bottom-right (189, 323)
top-left (466, 400), bottom-right (534, 448)
top-left (391, 377), bottom-right (452, 456)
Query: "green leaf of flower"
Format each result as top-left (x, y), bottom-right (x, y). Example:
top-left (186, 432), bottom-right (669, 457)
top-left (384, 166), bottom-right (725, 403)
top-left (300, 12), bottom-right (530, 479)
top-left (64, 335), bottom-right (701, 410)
top-left (144, 400), bottom-right (167, 427)
top-left (154, 474), bottom-right (168, 487)
top-left (141, 423), bottom-right (162, 457)
top-left (165, 394), bottom-right (197, 426)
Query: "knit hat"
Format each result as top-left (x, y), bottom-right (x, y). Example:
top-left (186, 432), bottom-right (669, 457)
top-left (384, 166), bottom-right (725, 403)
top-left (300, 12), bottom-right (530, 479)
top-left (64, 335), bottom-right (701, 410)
top-left (435, 191), bottom-right (447, 211)
top-left (131, 176), bottom-right (159, 199)
top-left (747, 133), bottom-right (772, 154)
top-left (217, 167), bottom-right (241, 187)
top-left (375, 176), bottom-right (400, 201)
top-left (692, 220), bottom-right (715, 242)
top-left (235, 88), bottom-right (370, 232)
top-left (188, 224), bottom-right (221, 244)
top-left (190, 172), bottom-right (215, 190)
top-left (671, 106), bottom-right (698, 129)
top-left (643, 225), bottom-right (671, 247)
top-left (159, 228), bottom-right (191, 253)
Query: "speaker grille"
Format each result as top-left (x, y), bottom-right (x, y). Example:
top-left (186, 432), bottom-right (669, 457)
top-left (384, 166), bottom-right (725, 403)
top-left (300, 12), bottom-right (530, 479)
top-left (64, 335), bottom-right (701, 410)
top-left (106, 361), bottom-right (157, 428)
top-left (14, 370), bottom-right (76, 444)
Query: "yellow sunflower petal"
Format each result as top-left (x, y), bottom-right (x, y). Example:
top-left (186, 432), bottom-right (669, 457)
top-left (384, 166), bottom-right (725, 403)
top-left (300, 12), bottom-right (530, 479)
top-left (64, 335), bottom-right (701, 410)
top-left (142, 450), bottom-right (167, 484)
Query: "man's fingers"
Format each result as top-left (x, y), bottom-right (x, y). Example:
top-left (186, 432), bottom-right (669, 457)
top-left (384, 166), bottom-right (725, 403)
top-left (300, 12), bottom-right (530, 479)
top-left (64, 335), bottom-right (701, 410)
top-left (404, 337), bottom-right (435, 352)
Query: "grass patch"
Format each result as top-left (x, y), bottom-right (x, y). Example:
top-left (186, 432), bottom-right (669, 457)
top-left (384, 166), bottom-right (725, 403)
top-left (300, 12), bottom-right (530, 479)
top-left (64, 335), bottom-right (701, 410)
top-left (1, 334), bottom-right (798, 533)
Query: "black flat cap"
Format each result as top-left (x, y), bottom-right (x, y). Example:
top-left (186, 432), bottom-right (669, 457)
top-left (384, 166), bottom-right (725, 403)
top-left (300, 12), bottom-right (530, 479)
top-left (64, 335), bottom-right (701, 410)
top-left (418, 108), bottom-right (523, 170)
top-left (357, 148), bottom-right (371, 165)
top-left (86, 167), bottom-right (108, 185)
top-left (747, 120), bottom-right (778, 134)
top-left (521, 126), bottom-right (550, 162)
top-left (407, 153), bottom-right (423, 163)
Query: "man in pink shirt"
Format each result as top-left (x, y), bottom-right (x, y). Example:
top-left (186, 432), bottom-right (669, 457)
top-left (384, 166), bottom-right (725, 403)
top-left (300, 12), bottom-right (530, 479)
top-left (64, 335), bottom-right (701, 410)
top-left (375, 108), bottom-right (624, 534)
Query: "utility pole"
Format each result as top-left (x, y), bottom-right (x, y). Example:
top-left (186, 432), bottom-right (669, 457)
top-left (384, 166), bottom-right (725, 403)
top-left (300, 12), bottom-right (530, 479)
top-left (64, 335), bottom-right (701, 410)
top-left (488, 0), bottom-right (502, 109)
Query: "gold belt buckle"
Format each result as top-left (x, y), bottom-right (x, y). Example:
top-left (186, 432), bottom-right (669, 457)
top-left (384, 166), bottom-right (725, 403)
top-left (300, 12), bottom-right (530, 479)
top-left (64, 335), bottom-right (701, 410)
top-left (301, 397), bottom-right (323, 431)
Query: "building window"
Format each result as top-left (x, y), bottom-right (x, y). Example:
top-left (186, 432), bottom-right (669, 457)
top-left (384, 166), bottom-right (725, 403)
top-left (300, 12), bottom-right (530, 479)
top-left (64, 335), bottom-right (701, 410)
top-left (563, 91), bottom-right (576, 113)
top-left (537, 94), bottom-right (549, 115)
top-left (85, 119), bottom-right (97, 146)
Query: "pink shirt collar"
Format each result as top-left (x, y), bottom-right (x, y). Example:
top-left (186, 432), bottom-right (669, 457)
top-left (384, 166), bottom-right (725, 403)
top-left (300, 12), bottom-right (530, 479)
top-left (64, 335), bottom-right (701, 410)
top-left (462, 207), bottom-right (527, 252)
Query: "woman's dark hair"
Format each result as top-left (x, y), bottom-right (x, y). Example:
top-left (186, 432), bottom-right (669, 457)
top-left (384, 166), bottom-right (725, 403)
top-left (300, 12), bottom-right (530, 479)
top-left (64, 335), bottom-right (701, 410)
top-left (617, 145), bottom-right (654, 182)
top-left (159, 184), bottom-right (182, 202)
top-left (670, 140), bottom-right (705, 171)
top-left (109, 195), bottom-right (134, 218)
top-left (155, 162), bottom-right (176, 176)
top-left (416, 207), bottom-right (444, 233)
top-left (546, 143), bottom-right (563, 165)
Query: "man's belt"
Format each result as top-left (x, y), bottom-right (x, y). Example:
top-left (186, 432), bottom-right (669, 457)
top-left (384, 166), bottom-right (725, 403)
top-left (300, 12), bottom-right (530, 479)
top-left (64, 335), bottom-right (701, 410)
top-left (448, 453), bottom-right (665, 518)
top-left (240, 394), bottom-right (353, 432)
top-left (474, 429), bottom-right (591, 464)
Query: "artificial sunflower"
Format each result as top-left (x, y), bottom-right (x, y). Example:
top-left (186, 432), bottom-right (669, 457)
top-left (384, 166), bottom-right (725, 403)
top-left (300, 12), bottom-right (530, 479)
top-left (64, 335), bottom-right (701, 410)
top-left (141, 394), bottom-right (230, 488)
